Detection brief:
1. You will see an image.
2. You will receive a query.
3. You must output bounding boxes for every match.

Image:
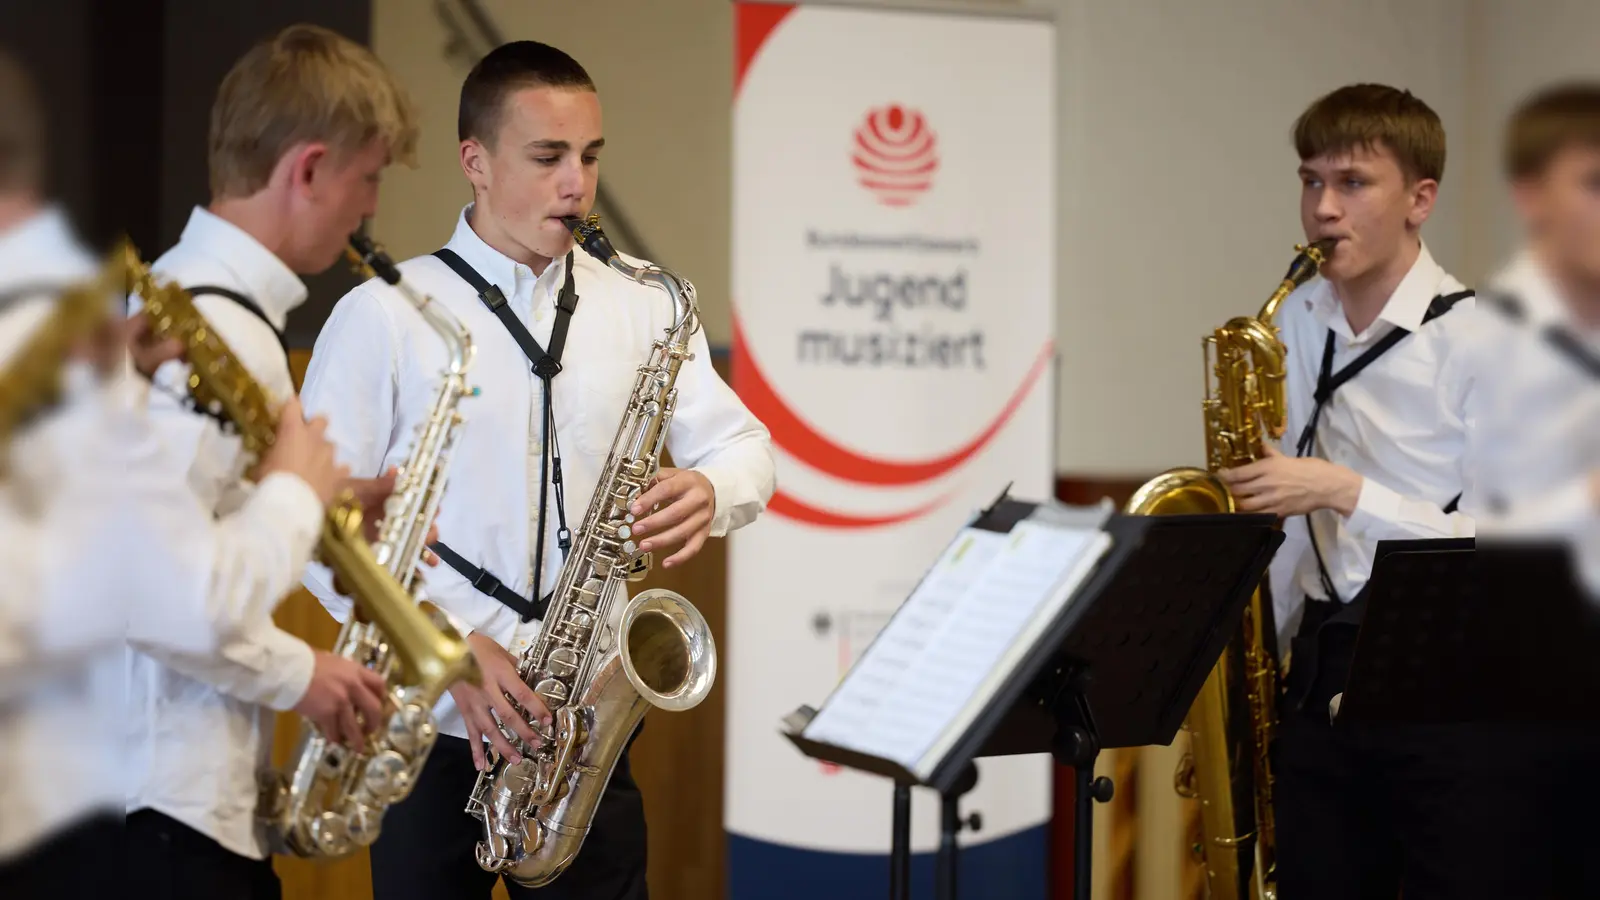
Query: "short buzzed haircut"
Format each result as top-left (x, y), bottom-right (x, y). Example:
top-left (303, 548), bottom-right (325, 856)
top-left (458, 41), bottom-right (595, 146)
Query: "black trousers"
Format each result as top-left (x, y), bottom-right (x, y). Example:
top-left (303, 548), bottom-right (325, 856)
top-left (0, 811), bottom-right (124, 900)
top-left (123, 809), bottom-right (281, 900)
top-left (1274, 600), bottom-right (1582, 900)
top-left (371, 732), bottom-right (648, 900)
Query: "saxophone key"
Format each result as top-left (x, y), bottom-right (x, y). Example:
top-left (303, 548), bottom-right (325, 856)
top-left (308, 812), bottom-right (351, 857)
top-left (362, 749), bottom-right (414, 803)
top-left (544, 647), bottom-right (581, 678)
top-left (534, 677), bottom-right (570, 707)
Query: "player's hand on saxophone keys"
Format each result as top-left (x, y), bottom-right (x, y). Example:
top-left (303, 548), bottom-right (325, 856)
top-left (341, 465), bottom-right (442, 564)
top-left (450, 633), bottom-right (554, 771)
top-left (1218, 443), bottom-right (1363, 518)
top-left (294, 649), bottom-right (390, 749)
top-left (629, 467), bottom-right (717, 568)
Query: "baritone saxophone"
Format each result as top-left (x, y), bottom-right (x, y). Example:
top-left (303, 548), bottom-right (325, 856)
top-left (1125, 239), bottom-right (1334, 900)
top-left (466, 214), bottom-right (717, 887)
top-left (119, 242), bottom-right (482, 859)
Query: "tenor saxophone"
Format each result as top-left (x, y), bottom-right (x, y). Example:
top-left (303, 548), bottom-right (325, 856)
top-left (466, 215), bottom-right (717, 887)
top-left (259, 233), bottom-right (486, 858)
top-left (1126, 239), bottom-right (1334, 900)
top-left (119, 242), bottom-right (482, 859)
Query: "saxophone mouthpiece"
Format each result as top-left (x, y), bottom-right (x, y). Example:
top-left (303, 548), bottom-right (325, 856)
top-left (561, 215), bottom-right (619, 264)
top-left (348, 231), bottom-right (403, 286)
top-left (1284, 238), bottom-right (1338, 287)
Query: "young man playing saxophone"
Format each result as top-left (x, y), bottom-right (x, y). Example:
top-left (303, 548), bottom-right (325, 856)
top-left (298, 40), bottom-right (775, 900)
top-left (123, 25), bottom-right (426, 900)
top-left (1213, 84), bottom-right (1517, 898)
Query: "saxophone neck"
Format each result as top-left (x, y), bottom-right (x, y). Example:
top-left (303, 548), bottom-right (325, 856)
top-left (1258, 238), bottom-right (1337, 321)
top-left (561, 215), bottom-right (700, 343)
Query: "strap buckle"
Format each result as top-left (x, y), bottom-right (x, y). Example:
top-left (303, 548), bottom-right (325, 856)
top-left (534, 356), bottom-right (562, 379)
top-left (471, 568), bottom-right (503, 595)
top-left (480, 285), bottom-right (509, 310)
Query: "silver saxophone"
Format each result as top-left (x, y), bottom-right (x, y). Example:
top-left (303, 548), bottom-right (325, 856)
top-left (466, 214), bottom-right (717, 886)
top-left (259, 232), bottom-right (480, 858)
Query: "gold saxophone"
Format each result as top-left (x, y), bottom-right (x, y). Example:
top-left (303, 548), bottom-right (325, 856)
top-left (1126, 239), bottom-right (1334, 900)
top-left (119, 242), bottom-right (482, 859)
top-left (0, 246), bottom-right (120, 467)
top-left (466, 215), bottom-right (717, 886)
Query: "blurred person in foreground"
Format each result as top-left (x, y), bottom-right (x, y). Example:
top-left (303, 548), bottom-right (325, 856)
top-left (1472, 82), bottom-right (1600, 590)
top-left (1466, 80), bottom-right (1600, 898)
top-left (0, 47), bottom-right (153, 899)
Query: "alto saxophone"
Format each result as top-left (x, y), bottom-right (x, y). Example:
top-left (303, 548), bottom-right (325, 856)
top-left (260, 233), bottom-right (485, 858)
top-left (466, 215), bottom-right (717, 886)
top-left (1126, 239), bottom-right (1334, 900)
top-left (119, 242), bottom-right (482, 859)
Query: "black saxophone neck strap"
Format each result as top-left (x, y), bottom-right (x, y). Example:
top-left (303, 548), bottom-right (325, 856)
top-left (184, 285), bottom-right (290, 362)
top-left (425, 248), bottom-right (581, 623)
top-left (1296, 288), bottom-right (1473, 604)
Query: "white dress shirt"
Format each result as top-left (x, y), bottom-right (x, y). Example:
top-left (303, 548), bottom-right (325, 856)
top-left (123, 206), bottom-right (324, 861)
top-left (1467, 251), bottom-right (1600, 594)
top-left (0, 205), bottom-right (124, 861)
top-left (1269, 242), bottom-right (1478, 640)
top-left (299, 204), bottom-right (775, 741)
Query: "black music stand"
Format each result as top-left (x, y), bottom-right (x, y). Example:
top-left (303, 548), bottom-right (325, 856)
top-left (1339, 538), bottom-right (1600, 726)
top-left (783, 498), bottom-right (1282, 900)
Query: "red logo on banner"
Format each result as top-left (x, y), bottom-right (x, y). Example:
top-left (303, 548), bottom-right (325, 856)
top-left (852, 104), bottom-right (938, 207)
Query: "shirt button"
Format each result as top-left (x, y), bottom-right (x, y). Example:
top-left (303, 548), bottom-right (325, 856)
top-left (535, 308), bottom-right (548, 321)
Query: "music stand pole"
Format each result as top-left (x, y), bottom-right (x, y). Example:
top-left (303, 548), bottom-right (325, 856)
top-left (890, 782), bottom-right (911, 900)
top-left (1048, 664), bottom-right (1115, 900)
top-left (934, 763), bottom-right (980, 900)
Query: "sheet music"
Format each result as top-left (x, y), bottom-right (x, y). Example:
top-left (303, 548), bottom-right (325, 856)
top-left (801, 515), bottom-right (1112, 778)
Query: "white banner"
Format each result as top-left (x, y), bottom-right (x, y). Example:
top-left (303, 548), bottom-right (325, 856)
top-left (726, 2), bottom-right (1057, 896)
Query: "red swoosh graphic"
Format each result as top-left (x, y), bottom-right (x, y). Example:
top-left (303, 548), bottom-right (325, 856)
top-left (768, 489), bottom-right (951, 529)
top-left (735, 4), bottom-right (796, 98)
top-left (731, 313), bottom-right (1054, 486)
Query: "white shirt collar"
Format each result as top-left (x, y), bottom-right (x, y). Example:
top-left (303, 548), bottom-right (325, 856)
top-left (174, 206), bottom-right (306, 330)
top-left (444, 203), bottom-right (568, 301)
top-left (0, 205), bottom-right (96, 290)
top-left (1309, 240), bottom-right (1446, 343)
top-left (1490, 248), bottom-right (1593, 333)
